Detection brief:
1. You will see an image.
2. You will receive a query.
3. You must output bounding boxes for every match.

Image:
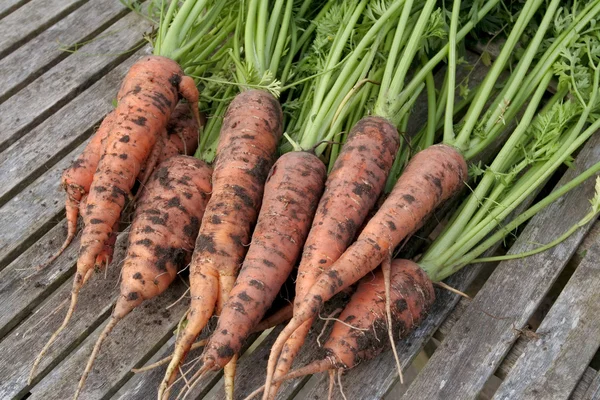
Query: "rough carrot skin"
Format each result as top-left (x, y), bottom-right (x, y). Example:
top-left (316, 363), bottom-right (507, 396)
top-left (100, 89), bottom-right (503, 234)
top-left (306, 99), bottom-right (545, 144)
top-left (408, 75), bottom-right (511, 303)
top-left (282, 260), bottom-right (434, 379)
top-left (30, 56), bottom-right (201, 385)
top-left (159, 89), bottom-right (283, 397)
top-left (75, 155), bottom-right (212, 400)
top-left (137, 102), bottom-right (203, 188)
top-left (44, 111), bottom-right (116, 269)
top-left (116, 155), bottom-right (212, 317)
top-left (77, 55), bottom-right (199, 287)
top-left (264, 144), bottom-right (467, 398)
top-left (202, 151), bottom-right (326, 371)
top-left (270, 116), bottom-right (400, 396)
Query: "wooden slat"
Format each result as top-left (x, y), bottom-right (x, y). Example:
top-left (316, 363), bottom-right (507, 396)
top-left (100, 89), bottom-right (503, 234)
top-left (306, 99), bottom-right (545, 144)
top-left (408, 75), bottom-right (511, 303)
top-left (0, 142), bottom-right (86, 271)
top-left (0, 0), bottom-right (30, 20)
top-left (0, 47), bottom-right (148, 207)
top-left (0, 0), bottom-right (129, 103)
top-left (402, 135), bottom-right (600, 399)
top-left (0, 0), bottom-right (87, 59)
top-left (579, 371), bottom-right (600, 400)
top-left (0, 233), bottom-right (127, 399)
top-left (493, 238), bottom-right (600, 399)
top-left (0, 6), bottom-right (151, 153)
top-left (28, 280), bottom-right (189, 400)
top-left (112, 325), bottom-right (224, 400)
top-left (0, 221), bottom-right (79, 340)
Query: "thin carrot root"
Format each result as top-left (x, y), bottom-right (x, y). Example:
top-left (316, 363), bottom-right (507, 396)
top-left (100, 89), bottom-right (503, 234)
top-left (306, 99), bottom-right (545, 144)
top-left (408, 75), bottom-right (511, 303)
top-left (224, 354), bottom-right (238, 400)
top-left (28, 275), bottom-right (86, 384)
top-left (132, 304), bottom-right (292, 374)
top-left (158, 90), bottom-right (283, 400)
top-left (74, 317), bottom-right (121, 400)
top-left (268, 116), bottom-right (400, 399)
top-left (382, 252), bottom-right (404, 384)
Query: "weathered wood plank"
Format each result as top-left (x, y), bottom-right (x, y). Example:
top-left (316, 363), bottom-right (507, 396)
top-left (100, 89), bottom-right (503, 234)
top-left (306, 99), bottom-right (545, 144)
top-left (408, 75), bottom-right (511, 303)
top-left (112, 319), bottom-right (227, 400)
top-left (578, 371), bottom-right (600, 400)
top-left (28, 280), bottom-right (189, 400)
top-left (493, 240), bottom-right (600, 399)
top-left (401, 135), bottom-right (600, 399)
top-left (0, 0), bottom-right (30, 20)
top-left (0, 233), bottom-right (128, 399)
top-left (0, 6), bottom-right (151, 153)
top-left (0, 0), bottom-right (129, 103)
top-left (0, 0), bottom-right (87, 59)
top-left (0, 221), bottom-right (79, 340)
top-left (0, 47), bottom-right (148, 207)
top-left (0, 141), bottom-right (86, 271)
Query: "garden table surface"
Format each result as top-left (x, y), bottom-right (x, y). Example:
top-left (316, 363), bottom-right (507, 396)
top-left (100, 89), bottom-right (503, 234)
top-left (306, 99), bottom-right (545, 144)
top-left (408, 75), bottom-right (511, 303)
top-left (1, 2), bottom-right (599, 399)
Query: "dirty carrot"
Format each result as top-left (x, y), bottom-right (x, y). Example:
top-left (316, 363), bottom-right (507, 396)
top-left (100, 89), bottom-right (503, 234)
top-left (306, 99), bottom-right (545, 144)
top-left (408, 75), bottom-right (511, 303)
top-left (29, 23), bottom-right (207, 385)
top-left (263, 144), bottom-right (468, 397)
top-left (73, 155), bottom-right (212, 399)
top-left (158, 89), bottom-right (283, 399)
top-left (188, 151), bottom-right (325, 396)
top-left (268, 116), bottom-right (399, 397)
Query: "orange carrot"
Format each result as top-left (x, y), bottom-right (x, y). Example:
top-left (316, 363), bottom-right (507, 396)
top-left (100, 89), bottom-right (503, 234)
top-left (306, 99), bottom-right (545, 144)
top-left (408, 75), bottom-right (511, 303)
top-left (273, 260), bottom-right (434, 389)
top-left (137, 102), bottom-right (204, 190)
top-left (188, 151), bottom-right (326, 398)
top-left (264, 143), bottom-right (467, 398)
top-left (158, 89), bottom-right (283, 399)
top-left (39, 111), bottom-right (117, 270)
top-left (268, 116), bottom-right (400, 398)
top-left (74, 155), bottom-right (212, 399)
top-left (29, 55), bottom-right (200, 383)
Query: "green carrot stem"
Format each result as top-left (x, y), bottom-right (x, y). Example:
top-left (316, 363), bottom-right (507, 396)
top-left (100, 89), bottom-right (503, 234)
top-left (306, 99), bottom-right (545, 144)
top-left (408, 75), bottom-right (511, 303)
top-left (434, 161), bottom-right (600, 281)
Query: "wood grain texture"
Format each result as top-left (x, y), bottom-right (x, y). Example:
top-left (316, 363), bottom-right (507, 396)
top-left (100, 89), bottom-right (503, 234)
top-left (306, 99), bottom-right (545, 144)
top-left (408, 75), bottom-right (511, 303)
top-left (0, 47), bottom-right (148, 206)
top-left (0, 6), bottom-right (151, 153)
top-left (0, 221), bottom-right (79, 340)
top-left (493, 240), bottom-right (600, 399)
top-left (0, 233), bottom-right (128, 399)
top-left (0, 0), bottom-right (128, 102)
top-left (0, 0), bottom-right (30, 20)
top-left (0, 0), bottom-right (87, 59)
top-left (579, 371), bottom-right (600, 400)
top-left (402, 135), bottom-right (600, 400)
top-left (0, 141), bottom-right (86, 271)
top-left (29, 280), bottom-right (189, 400)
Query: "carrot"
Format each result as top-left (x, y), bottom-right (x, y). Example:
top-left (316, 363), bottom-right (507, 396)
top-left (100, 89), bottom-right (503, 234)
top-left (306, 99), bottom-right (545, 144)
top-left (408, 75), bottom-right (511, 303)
top-left (180, 151), bottom-right (326, 398)
top-left (267, 116), bottom-right (399, 398)
top-left (158, 89), bottom-right (283, 399)
top-left (73, 155), bottom-right (212, 399)
top-left (137, 102), bottom-right (204, 191)
top-left (263, 143), bottom-right (467, 397)
top-left (268, 260), bottom-right (434, 394)
top-left (38, 111), bottom-right (117, 270)
top-left (29, 55), bottom-right (200, 383)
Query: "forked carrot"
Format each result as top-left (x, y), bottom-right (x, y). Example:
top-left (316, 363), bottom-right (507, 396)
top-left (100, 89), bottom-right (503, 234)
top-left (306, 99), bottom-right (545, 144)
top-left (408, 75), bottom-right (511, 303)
top-left (158, 89), bottom-right (283, 399)
top-left (29, 55), bottom-right (200, 384)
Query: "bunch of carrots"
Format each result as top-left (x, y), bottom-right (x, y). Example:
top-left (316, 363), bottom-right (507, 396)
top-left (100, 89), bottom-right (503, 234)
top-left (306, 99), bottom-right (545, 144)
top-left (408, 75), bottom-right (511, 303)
top-left (26, 0), bottom-right (600, 399)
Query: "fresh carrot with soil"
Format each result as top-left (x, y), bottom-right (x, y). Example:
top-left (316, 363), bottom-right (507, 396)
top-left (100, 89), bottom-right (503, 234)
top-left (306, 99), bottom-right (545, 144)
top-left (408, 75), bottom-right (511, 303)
top-left (265, 0), bottom-right (600, 395)
top-left (159, 2), bottom-right (329, 397)
top-left (249, 260), bottom-right (433, 399)
top-left (186, 150), bottom-right (326, 396)
top-left (158, 89), bottom-right (283, 399)
top-left (29, 0), bottom-right (230, 384)
top-left (73, 155), bottom-right (212, 400)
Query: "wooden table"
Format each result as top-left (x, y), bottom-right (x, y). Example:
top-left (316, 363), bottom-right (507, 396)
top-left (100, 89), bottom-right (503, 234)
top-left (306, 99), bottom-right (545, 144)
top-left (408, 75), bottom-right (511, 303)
top-left (1, 2), bottom-right (599, 399)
